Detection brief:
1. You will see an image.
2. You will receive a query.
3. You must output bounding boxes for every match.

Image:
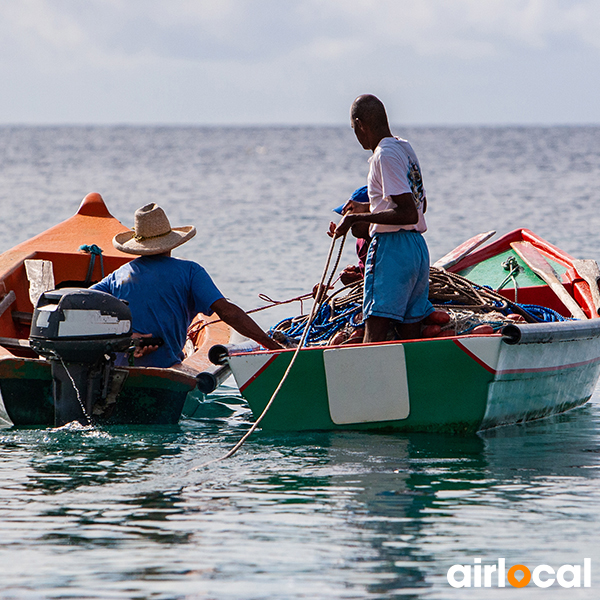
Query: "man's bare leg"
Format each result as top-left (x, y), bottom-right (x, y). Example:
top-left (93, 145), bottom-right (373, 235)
top-left (364, 316), bottom-right (391, 343)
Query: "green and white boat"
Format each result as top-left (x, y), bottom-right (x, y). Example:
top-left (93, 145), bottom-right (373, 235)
top-left (212, 229), bottom-right (600, 434)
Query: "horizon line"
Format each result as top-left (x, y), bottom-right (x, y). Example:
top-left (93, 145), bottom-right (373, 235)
top-left (0, 121), bottom-right (599, 128)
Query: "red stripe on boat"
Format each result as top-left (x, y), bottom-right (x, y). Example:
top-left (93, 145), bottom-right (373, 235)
top-left (454, 338), bottom-right (600, 375)
top-left (239, 355), bottom-right (279, 392)
top-left (453, 339), bottom-right (497, 374)
top-left (498, 355), bottom-right (600, 375)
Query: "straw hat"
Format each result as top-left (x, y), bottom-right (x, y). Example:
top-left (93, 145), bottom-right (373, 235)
top-left (113, 203), bottom-right (196, 255)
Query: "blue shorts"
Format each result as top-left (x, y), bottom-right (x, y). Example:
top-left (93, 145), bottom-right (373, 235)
top-left (363, 230), bottom-right (434, 323)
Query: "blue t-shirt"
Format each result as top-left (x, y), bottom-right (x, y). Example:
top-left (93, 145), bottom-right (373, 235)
top-left (92, 256), bottom-right (224, 367)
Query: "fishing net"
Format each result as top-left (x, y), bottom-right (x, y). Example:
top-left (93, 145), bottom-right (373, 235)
top-left (269, 267), bottom-right (567, 346)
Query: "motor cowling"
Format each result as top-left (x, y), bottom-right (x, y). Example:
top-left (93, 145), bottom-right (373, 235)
top-left (30, 288), bottom-right (132, 361)
top-left (29, 288), bottom-right (133, 427)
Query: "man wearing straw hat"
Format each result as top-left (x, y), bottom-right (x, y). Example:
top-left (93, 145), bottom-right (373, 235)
top-left (92, 203), bottom-right (282, 368)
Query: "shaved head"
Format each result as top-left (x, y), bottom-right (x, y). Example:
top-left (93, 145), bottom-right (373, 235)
top-left (351, 94), bottom-right (389, 130)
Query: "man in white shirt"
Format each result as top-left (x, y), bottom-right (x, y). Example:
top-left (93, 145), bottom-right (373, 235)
top-left (334, 94), bottom-right (434, 342)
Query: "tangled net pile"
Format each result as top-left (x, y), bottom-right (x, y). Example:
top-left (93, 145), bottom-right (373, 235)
top-left (271, 281), bottom-right (364, 347)
top-left (427, 267), bottom-right (568, 335)
top-left (270, 266), bottom-right (568, 346)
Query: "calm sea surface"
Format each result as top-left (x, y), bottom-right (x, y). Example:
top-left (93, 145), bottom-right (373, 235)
top-left (1, 125), bottom-right (600, 598)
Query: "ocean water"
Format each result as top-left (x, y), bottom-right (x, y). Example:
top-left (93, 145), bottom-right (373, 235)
top-left (0, 125), bottom-right (600, 598)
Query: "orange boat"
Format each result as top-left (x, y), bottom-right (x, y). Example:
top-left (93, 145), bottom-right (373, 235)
top-left (0, 193), bottom-right (231, 427)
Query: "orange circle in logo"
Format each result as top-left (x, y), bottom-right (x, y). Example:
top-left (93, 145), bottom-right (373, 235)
top-left (507, 565), bottom-right (531, 588)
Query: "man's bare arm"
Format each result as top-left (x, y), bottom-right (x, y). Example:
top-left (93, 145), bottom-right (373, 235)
top-left (211, 298), bottom-right (283, 351)
top-left (334, 193), bottom-right (417, 237)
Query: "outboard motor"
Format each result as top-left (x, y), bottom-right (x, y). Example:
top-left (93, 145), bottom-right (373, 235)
top-left (29, 288), bottom-right (132, 427)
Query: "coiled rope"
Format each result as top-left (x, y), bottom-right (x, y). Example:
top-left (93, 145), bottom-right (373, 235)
top-left (267, 265), bottom-right (570, 344)
top-left (270, 281), bottom-right (363, 345)
top-left (428, 267), bottom-right (567, 323)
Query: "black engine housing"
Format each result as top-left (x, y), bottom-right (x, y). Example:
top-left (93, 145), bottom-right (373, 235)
top-left (29, 288), bottom-right (133, 426)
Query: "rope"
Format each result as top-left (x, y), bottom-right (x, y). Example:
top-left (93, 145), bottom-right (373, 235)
top-left (268, 265), bottom-right (572, 345)
top-left (189, 232), bottom-right (347, 471)
top-left (57, 355), bottom-right (94, 427)
top-left (429, 267), bottom-right (540, 322)
top-left (301, 233), bottom-right (348, 344)
top-left (255, 292), bottom-right (313, 316)
top-left (80, 244), bottom-right (104, 286)
top-left (186, 292), bottom-right (316, 345)
top-left (270, 280), bottom-right (363, 345)
top-left (518, 304), bottom-right (568, 323)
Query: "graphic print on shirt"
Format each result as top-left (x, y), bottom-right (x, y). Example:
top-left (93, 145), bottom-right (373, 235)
top-left (407, 160), bottom-right (425, 210)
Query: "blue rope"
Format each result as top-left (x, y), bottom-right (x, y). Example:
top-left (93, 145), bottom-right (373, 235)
top-left (79, 244), bottom-right (104, 285)
top-left (443, 284), bottom-right (570, 322)
top-left (436, 297), bottom-right (569, 323)
top-left (514, 304), bottom-right (569, 322)
top-left (270, 282), bottom-right (571, 345)
top-left (270, 301), bottom-right (363, 345)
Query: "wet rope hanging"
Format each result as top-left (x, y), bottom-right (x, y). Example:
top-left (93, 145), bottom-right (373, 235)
top-left (497, 256), bottom-right (522, 301)
top-left (57, 355), bottom-right (94, 427)
top-left (190, 232), bottom-right (348, 471)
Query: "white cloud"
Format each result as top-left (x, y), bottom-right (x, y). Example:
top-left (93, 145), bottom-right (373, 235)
top-left (4, 0), bottom-right (600, 65)
top-left (3, 0), bottom-right (84, 49)
top-left (0, 0), bottom-right (599, 123)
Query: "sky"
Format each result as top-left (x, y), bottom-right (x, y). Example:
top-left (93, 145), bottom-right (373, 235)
top-left (1, 0), bottom-right (600, 126)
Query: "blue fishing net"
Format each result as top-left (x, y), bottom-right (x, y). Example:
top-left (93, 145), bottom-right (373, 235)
top-left (513, 304), bottom-right (568, 322)
top-left (269, 274), bottom-right (571, 347)
top-left (270, 300), bottom-right (363, 346)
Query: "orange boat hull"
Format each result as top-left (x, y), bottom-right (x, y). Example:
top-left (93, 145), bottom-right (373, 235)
top-left (0, 193), bottom-right (231, 427)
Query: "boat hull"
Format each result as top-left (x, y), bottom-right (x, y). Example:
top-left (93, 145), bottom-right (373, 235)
top-left (224, 227), bottom-right (600, 433)
top-left (0, 357), bottom-right (199, 426)
top-left (0, 193), bottom-right (232, 427)
top-left (227, 319), bottom-right (600, 433)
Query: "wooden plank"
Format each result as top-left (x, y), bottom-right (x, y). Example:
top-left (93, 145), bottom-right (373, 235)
top-left (572, 259), bottom-right (600, 317)
top-left (511, 241), bottom-right (587, 320)
top-left (0, 290), bottom-right (16, 318)
top-left (24, 259), bottom-right (55, 307)
top-left (433, 231), bottom-right (496, 270)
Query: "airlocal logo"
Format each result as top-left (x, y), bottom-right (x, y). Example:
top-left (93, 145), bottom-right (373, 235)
top-left (447, 558), bottom-right (591, 588)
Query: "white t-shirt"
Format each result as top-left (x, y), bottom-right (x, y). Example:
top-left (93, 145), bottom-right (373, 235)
top-left (367, 136), bottom-right (427, 235)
